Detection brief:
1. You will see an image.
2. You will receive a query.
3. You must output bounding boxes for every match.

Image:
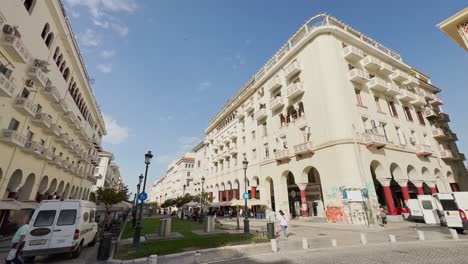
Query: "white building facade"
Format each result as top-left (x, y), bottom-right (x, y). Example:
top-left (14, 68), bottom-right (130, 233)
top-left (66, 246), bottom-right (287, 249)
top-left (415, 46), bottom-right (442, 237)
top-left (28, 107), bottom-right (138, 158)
top-left (92, 151), bottom-right (123, 192)
top-left (196, 14), bottom-right (467, 224)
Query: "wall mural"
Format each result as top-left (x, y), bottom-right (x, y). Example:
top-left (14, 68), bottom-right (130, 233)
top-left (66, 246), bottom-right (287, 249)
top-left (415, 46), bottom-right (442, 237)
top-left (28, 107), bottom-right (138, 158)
top-left (325, 206), bottom-right (349, 224)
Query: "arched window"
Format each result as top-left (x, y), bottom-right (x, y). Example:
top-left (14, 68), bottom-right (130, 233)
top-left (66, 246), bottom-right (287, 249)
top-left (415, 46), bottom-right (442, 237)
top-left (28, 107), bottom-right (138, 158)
top-left (24, 0), bottom-right (35, 12)
top-left (45, 32), bottom-right (54, 48)
top-left (59, 61), bottom-right (66, 72)
top-left (63, 68), bottom-right (70, 81)
top-left (298, 102), bottom-right (305, 117)
top-left (53, 47), bottom-right (60, 60)
top-left (56, 54), bottom-right (63, 66)
top-left (41, 23), bottom-right (49, 39)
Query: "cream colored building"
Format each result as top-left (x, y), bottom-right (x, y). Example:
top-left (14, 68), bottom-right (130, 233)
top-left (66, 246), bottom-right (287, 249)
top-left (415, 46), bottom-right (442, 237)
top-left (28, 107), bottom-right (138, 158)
top-left (0, 1), bottom-right (106, 202)
top-left (196, 14), bottom-right (467, 224)
top-left (92, 151), bottom-right (122, 192)
top-left (438, 8), bottom-right (468, 51)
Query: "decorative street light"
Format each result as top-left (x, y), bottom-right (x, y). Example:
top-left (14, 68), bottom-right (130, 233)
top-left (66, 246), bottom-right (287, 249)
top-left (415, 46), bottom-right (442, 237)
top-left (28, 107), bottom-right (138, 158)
top-left (242, 158), bottom-right (249, 234)
top-left (199, 176), bottom-right (206, 223)
top-left (133, 151), bottom-right (153, 245)
top-left (132, 177), bottom-right (143, 228)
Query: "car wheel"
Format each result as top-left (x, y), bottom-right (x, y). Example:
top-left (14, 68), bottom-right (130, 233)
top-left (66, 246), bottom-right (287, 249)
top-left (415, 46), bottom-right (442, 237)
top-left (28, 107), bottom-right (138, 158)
top-left (72, 242), bottom-right (83, 258)
top-left (88, 234), bottom-right (97, 247)
top-left (23, 256), bottom-right (35, 263)
top-left (456, 228), bottom-right (464, 234)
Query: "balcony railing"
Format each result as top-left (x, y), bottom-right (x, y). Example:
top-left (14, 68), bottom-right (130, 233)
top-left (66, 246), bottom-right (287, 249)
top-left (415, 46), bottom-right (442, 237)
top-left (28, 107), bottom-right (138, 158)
top-left (432, 128), bottom-right (447, 140)
top-left (14, 97), bottom-right (37, 117)
top-left (25, 141), bottom-right (45, 157)
top-left (32, 113), bottom-right (53, 129)
top-left (270, 96), bottom-right (285, 111)
top-left (1, 29), bottom-right (32, 63)
top-left (423, 108), bottom-right (438, 119)
top-left (267, 75), bottom-right (282, 91)
top-left (28, 66), bottom-right (49, 87)
top-left (294, 115), bottom-right (307, 128)
top-left (389, 69), bottom-right (409, 83)
top-left (367, 77), bottom-right (389, 93)
top-left (446, 131), bottom-right (458, 141)
top-left (58, 100), bottom-right (69, 114)
top-left (348, 69), bottom-right (370, 84)
top-left (52, 155), bottom-right (64, 167)
top-left (361, 56), bottom-right (381, 71)
top-left (429, 95), bottom-right (443, 106)
top-left (44, 149), bottom-right (55, 161)
top-left (439, 112), bottom-right (450, 122)
top-left (415, 144), bottom-right (432, 157)
top-left (385, 84), bottom-right (400, 96)
top-left (50, 124), bottom-right (61, 137)
top-left (254, 108), bottom-right (267, 121)
top-left (284, 60), bottom-right (301, 79)
top-left (0, 73), bottom-right (17, 98)
top-left (397, 89), bottom-right (416, 103)
top-left (362, 132), bottom-right (386, 148)
top-left (440, 150), bottom-right (455, 160)
top-left (286, 82), bottom-right (305, 99)
top-left (404, 76), bottom-right (419, 87)
top-left (243, 98), bottom-right (254, 112)
top-left (455, 153), bottom-right (466, 161)
top-left (229, 145), bottom-right (238, 155)
top-left (43, 85), bottom-right (61, 103)
top-left (278, 124), bottom-right (288, 135)
top-left (294, 141), bottom-right (314, 155)
top-left (0, 129), bottom-right (27, 148)
top-left (410, 94), bottom-right (426, 107)
top-left (379, 62), bottom-right (394, 76)
top-left (343, 46), bottom-right (364, 62)
top-left (274, 149), bottom-right (292, 161)
top-left (58, 133), bottom-right (70, 145)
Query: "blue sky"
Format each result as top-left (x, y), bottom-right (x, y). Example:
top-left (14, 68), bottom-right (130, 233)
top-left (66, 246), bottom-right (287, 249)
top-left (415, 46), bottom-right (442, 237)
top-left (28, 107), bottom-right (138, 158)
top-left (63, 0), bottom-right (467, 194)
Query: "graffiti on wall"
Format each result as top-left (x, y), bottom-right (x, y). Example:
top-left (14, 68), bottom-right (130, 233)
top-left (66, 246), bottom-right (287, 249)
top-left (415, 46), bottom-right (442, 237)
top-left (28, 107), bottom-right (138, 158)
top-left (325, 206), bottom-right (349, 224)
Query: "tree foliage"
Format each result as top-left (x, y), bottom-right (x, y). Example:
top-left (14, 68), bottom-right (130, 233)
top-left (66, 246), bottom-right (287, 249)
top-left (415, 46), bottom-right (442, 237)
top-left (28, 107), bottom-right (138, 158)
top-left (95, 187), bottom-right (128, 214)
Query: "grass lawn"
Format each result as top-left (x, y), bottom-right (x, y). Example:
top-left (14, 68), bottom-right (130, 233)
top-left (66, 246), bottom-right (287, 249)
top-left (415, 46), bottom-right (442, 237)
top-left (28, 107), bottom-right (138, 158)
top-left (115, 217), bottom-right (268, 259)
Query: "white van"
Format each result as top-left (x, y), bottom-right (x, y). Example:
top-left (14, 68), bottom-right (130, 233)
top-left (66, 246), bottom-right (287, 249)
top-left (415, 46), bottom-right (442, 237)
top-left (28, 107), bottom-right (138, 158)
top-left (452, 192), bottom-right (468, 230)
top-left (432, 193), bottom-right (463, 232)
top-left (22, 200), bottom-right (98, 260)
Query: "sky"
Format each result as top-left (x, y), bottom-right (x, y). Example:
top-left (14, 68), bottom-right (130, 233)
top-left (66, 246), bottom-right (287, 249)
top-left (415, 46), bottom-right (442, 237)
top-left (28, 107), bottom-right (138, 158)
top-left (62, 0), bottom-right (468, 194)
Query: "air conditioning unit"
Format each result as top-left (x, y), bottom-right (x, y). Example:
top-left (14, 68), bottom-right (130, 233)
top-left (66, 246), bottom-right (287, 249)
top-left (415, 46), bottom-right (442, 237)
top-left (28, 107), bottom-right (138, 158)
top-left (25, 79), bottom-right (34, 87)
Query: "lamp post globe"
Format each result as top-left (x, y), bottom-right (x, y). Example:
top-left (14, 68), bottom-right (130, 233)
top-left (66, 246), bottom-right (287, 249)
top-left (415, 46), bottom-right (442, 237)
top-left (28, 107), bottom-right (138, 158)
top-left (242, 158), bottom-right (249, 234)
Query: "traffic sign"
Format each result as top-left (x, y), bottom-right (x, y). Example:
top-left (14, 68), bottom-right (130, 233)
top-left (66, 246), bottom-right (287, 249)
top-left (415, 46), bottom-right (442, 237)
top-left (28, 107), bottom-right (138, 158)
top-left (138, 192), bottom-right (148, 201)
top-left (243, 192), bottom-right (250, 200)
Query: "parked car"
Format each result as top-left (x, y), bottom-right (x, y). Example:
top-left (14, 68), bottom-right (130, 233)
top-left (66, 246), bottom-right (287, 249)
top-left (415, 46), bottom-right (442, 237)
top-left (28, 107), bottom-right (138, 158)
top-left (22, 200), bottom-right (98, 261)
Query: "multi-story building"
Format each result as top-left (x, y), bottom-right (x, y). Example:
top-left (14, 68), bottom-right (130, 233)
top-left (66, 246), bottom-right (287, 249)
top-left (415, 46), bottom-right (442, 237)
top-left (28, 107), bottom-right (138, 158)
top-left (0, 1), bottom-right (106, 202)
top-left (197, 14), bottom-right (467, 224)
top-left (92, 151), bottom-right (122, 192)
top-left (148, 177), bottom-right (164, 203)
top-left (438, 8), bottom-right (468, 51)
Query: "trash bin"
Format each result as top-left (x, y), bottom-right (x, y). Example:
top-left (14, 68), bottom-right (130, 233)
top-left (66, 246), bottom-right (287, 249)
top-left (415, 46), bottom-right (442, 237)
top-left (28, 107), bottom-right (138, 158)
top-left (266, 223), bottom-right (275, 239)
top-left (159, 218), bottom-right (167, 236)
top-left (97, 232), bottom-right (113, 261)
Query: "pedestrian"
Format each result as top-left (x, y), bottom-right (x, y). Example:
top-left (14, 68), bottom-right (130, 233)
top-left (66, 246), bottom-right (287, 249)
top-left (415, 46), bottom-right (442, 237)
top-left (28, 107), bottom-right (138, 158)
top-left (6, 216), bottom-right (29, 264)
top-left (278, 210), bottom-right (289, 239)
top-left (267, 208), bottom-right (276, 223)
top-left (379, 204), bottom-right (388, 227)
top-left (239, 208), bottom-right (243, 218)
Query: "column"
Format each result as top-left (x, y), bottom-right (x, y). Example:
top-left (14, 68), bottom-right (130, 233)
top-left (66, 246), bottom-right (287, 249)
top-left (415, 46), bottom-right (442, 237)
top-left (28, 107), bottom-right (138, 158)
top-left (296, 183), bottom-right (309, 217)
top-left (396, 180), bottom-right (410, 202)
top-left (209, 192), bottom-right (213, 202)
top-left (425, 182), bottom-right (437, 194)
top-left (232, 189), bottom-right (238, 200)
top-left (378, 179), bottom-right (397, 215)
top-left (219, 191), bottom-right (223, 202)
top-left (451, 183), bottom-right (459, 192)
top-left (251, 186), bottom-right (257, 199)
top-left (412, 180), bottom-right (424, 195)
top-left (225, 190), bottom-right (230, 201)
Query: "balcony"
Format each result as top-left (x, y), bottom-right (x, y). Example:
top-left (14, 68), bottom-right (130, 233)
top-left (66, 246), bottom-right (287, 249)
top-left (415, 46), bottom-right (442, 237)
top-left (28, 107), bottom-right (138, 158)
top-left (62, 160), bottom-right (72, 171)
top-left (361, 56), bottom-right (381, 71)
top-left (366, 77), bottom-right (389, 93)
top-left (58, 100), bottom-right (69, 114)
top-left (223, 150), bottom-right (230, 158)
top-left (43, 149), bottom-right (55, 161)
top-left (440, 150), bottom-right (455, 160)
top-left (24, 141), bottom-right (45, 157)
top-left (432, 128), bottom-right (447, 140)
top-left (50, 124), bottom-right (62, 137)
top-left (229, 130), bottom-right (237, 140)
top-left (424, 108), bottom-right (438, 119)
top-left (64, 111), bottom-right (77, 124)
top-left (267, 76), bottom-right (282, 91)
top-left (90, 153), bottom-right (99, 165)
top-left (389, 70), bottom-right (409, 83)
top-left (446, 131), bottom-right (458, 141)
top-left (270, 96), bottom-right (285, 111)
top-left (343, 46), bottom-right (364, 62)
top-left (410, 94), bottom-right (426, 107)
top-left (284, 60), bottom-right (301, 79)
top-left (52, 156), bottom-right (64, 167)
top-left (243, 99), bottom-right (254, 112)
top-left (274, 149), bottom-right (292, 161)
top-left (422, 90), bottom-right (433, 99)
top-left (237, 111), bottom-right (245, 120)
top-left (348, 69), bottom-right (370, 84)
top-left (28, 66), bottom-right (49, 87)
top-left (415, 144), bottom-right (432, 157)
top-left (397, 89), bottom-right (416, 103)
top-left (404, 76), bottom-right (419, 87)
top-left (439, 112), bottom-right (450, 122)
top-left (294, 115), bottom-right (308, 129)
top-left (294, 141), bottom-right (314, 156)
top-left (285, 82), bottom-right (305, 99)
top-left (254, 108), bottom-right (267, 121)
top-left (14, 97), bottom-right (37, 117)
top-left (278, 124), bottom-right (288, 136)
top-left (229, 146), bottom-right (238, 155)
top-left (43, 85), bottom-right (61, 103)
top-left (58, 133), bottom-right (70, 145)
top-left (379, 62), bottom-right (394, 76)
top-left (32, 113), bottom-right (53, 129)
top-left (362, 132), bottom-right (386, 148)
top-left (385, 84), bottom-right (400, 96)
top-left (0, 129), bottom-right (27, 148)
top-left (429, 95), bottom-right (443, 106)
top-left (455, 153), bottom-right (466, 161)
top-left (0, 73), bottom-right (17, 98)
top-left (1, 29), bottom-right (32, 63)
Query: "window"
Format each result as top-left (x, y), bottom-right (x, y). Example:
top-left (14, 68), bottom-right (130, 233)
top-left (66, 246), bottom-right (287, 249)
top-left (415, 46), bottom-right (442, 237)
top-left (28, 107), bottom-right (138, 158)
top-left (416, 111), bottom-right (426, 125)
top-left (187, 172), bottom-right (190, 177)
top-left (90, 210), bottom-right (95, 223)
top-left (410, 130), bottom-right (417, 145)
top-left (23, 0), bottom-right (35, 13)
top-left (387, 100), bottom-right (398, 117)
top-left (26, 128), bottom-right (33, 142)
top-left (34, 210), bottom-right (56, 227)
top-left (252, 149), bottom-right (257, 159)
top-left (21, 88), bottom-right (30, 98)
top-left (374, 97), bottom-right (382, 112)
top-left (355, 89), bottom-right (363, 106)
top-left (395, 126), bottom-right (406, 145)
top-left (380, 122), bottom-right (388, 142)
top-left (403, 106), bottom-right (413, 121)
top-left (45, 32), bottom-right (54, 48)
top-left (83, 212), bottom-right (89, 222)
top-left (57, 209), bottom-right (77, 226)
top-left (251, 131), bottom-right (256, 140)
top-left (41, 23), bottom-right (49, 39)
top-left (440, 199), bottom-right (458, 211)
top-left (262, 122), bottom-right (267, 137)
top-left (8, 118), bottom-right (20, 131)
top-left (242, 136), bottom-right (246, 145)
top-left (264, 143), bottom-right (270, 158)
top-left (421, 201), bottom-right (433, 210)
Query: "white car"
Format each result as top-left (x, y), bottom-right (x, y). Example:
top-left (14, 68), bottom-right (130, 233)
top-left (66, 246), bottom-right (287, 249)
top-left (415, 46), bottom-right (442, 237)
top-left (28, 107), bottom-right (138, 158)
top-left (22, 200), bottom-right (98, 261)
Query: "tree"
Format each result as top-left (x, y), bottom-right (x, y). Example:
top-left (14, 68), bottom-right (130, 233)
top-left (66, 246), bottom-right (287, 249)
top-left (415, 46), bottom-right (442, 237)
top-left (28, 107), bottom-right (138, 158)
top-left (95, 187), bottom-right (128, 215)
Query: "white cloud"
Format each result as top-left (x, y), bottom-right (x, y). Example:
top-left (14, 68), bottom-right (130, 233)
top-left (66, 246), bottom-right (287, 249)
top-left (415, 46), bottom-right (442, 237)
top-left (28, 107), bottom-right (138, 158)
top-left (177, 136), bottom-right (201, 152)
top-left (101, 49), bottom-right (116, 58)
top-left (111, 23), bottom-right (129, 37)
top-left (97, 64), bottom-right (112, 73)
top-left (197, 81), bottom-right (212, 92)
top-left (64, 0), bottom-right (138, 17)
top-left (93, 19), bottom-right (109, 28)
top-left (156, 154), bottom-right (177, 165)
top-left (102, 114), bottom-right (129, 144)
top-left (80, 29), bottom-right (100, 47)
top-left (70, 9), bottom-right (80, 18)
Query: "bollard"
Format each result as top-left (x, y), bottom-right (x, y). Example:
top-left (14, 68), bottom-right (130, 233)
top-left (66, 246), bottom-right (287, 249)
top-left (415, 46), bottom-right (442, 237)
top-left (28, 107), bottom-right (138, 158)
top-left (331, 239), bottom-right (337, 247)
top-left (302, 237), bottom-right (308, 249)
top-left (271, 238), bottom-right (278, 252)
top-left (389, 235), bottom-right (396, 243)
top-left (417, 230), bottom-right (425, 241)
top-left (360, 233), bottom-right (367, 245)
top-left (194, 252), bottom-right (201, 264)
top-left (148, 255), bottom-right (158, 264)
top-left (450, 229), bottom-right (460, 240)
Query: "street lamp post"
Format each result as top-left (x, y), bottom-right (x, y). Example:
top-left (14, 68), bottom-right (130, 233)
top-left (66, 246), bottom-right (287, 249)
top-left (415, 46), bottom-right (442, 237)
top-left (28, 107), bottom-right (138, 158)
top-left (183, 184), bottom-right (186, 196)
top-left (132, 179), bottom-right (142, 228)
top-left (199, 176), bottom-right (205, 223)
top-left (133, 151), bottom-right (153, 245)
top-left (242, 158), bottom-right (249, 234)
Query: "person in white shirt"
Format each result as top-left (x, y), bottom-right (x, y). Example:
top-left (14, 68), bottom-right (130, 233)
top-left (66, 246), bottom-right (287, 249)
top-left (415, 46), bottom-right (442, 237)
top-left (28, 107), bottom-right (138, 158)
top-left (278, 210), bottom-right (289, 239)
